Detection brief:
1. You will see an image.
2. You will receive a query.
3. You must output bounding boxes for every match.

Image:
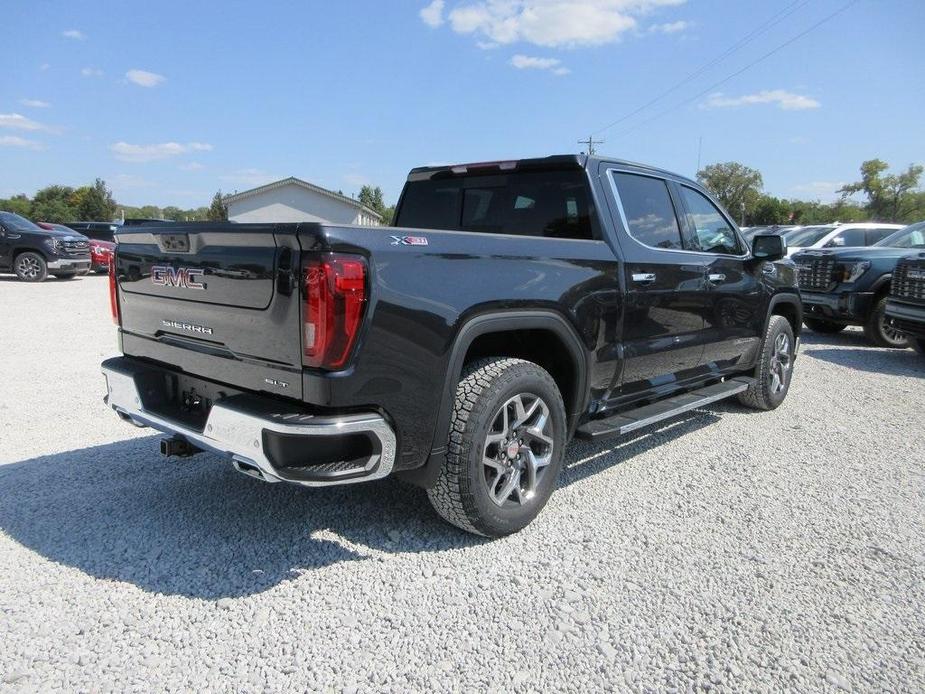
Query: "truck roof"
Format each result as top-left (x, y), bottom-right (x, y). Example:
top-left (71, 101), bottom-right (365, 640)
top-left (407, 153), bottom-right (700, 187)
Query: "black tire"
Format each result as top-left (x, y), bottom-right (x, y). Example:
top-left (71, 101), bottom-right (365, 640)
top-left (863, 296), bottom-right (909, 348)
top-left (738, 315), bottom-right (795, 411)
top-left (427, 357), bottom-right (567, 537)
top-left (53, 272), bottom-right (77, 280)
top-left (913, 339), bottom-right (925, 357)
top-left (13, 252), bottom-right (48, 282)
top-left (803, 317), bottom-right (846, 334)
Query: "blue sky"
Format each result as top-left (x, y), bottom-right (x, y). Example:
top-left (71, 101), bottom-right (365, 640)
top-left (3, 0), bottom-right (924, 209)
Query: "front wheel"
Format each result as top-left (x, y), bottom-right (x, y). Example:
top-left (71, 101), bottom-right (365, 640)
top-left (803, 317), bottom-right (845, 334)
top-left (738, 315), bottom-right (795, 411)
top-left (863, 297), bottom-right (909, 348)
top-left (14, 252), bottom-right (48, 282)
top-left (427, 357), bottom-right (567, 537)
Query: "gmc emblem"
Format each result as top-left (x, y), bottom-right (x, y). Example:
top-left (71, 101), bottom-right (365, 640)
top-left (151, 265), bottom-right (206, 290)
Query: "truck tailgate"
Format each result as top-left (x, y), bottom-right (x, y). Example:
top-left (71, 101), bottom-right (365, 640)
top-left (115, 224), bottom-right (304, 399)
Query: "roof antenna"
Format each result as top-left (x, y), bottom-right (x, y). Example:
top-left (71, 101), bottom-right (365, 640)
top-left (578, 135), bottom-right (604, 155)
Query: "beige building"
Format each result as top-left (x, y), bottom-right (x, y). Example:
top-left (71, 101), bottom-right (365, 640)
top-left (224, 177), bottom-right (382, 225)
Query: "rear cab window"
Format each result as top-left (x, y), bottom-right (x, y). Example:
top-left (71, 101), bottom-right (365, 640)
top-left (395, 168), bottom-right (598, 240)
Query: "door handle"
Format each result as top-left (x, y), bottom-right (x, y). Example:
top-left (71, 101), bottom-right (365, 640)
top-left (631, 272), bottom-right (656, 284)
top-left (707, 273), bottom-right (726, 283)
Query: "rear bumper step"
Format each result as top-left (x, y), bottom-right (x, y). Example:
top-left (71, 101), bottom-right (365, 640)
top-left (102, 357), bottom-right (396, 487)
top-left (576, 377), bottom-right (753, 440)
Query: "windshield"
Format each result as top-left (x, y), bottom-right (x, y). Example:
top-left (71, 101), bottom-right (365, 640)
top-left (875, 222), bottom-right (925, 248)
top-left (0, 211), bottom-right (42, 233)
top-left (785, 225), bottom-right (835, 247)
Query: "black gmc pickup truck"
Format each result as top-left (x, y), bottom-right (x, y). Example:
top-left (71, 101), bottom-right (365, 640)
top-left (102, 155), bottom-right (801, 536)
top-left (792, 222), bottom-right (925, 347)
top-left (886, 230), bottom-right (925, 355)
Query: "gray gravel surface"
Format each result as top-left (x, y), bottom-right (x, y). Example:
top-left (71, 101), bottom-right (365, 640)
top-left (1, 275), bottom-right (924, 692)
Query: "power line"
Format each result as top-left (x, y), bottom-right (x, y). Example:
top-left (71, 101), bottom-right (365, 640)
top-left (578, 135), bottom-right (605, 155)
top-left (593, 0), bottom-right (812, 137)
top-left (608, 0), bottom-right (860, 140)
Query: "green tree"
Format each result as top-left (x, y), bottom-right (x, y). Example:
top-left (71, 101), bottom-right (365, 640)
top-left (358, 185), bottom-right (385, 216)
top-left (379, 204), bottom-right (396, 226)
top-left (72, 178), bottom-right (116, 221)
top-left (207, 190), bottom-right (227, 221)
top-left (751, 195), bottom-right (791, 225)
top-left (697, 162), bottom-right (764, 223)
top-left (838, 159), bottom-right (924, 222)
top-left (31, 185), bottom-right (77, 223)
top-left (0, 194), bottom-right (32, 217)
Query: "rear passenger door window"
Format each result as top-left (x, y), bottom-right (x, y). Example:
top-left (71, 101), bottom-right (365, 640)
top-left (827, 228), bottom-right (865, 247)
top-left (678, 186), bottom-right (742, 255)
top-left (866, 227), bottom-right (896, 245)
top-left (610, 172), bottom-right (683, 250)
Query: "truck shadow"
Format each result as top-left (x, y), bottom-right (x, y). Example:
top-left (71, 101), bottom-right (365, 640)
top-left (0, 414), bottom-right (715, 600)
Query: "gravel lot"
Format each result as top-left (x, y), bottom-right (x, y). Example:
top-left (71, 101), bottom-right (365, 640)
top-left (1, 275), bottom-right (923, 692)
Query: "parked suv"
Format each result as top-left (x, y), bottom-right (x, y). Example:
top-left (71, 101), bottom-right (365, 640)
top-left (793, 222), bottom-right (925, 346)
top-left (0, 211), bottom-right (90, 281)
top-left (885, 224), bottom-right (925, 355)
top-left (101, 154), bottom-right (801, 536)
top-left (785, 222), bottom-right (903, 256)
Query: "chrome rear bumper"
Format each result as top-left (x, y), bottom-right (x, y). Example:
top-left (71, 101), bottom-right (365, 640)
top-left (102, 359), bottom-right (396, 487)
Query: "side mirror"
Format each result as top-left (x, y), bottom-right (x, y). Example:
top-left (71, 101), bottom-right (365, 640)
top-left (752, 233), bottom-right (786, 261)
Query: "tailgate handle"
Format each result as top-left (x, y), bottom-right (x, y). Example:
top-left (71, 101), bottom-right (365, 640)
top-left (157, 234), bottom-right (190, 253)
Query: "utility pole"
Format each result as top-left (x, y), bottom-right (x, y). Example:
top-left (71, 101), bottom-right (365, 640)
top-left (696, 135), bottom-right (703, 173)
top-left (578, 135), bottom-right (604, 155)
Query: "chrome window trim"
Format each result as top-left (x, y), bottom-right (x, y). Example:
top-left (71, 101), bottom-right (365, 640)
top-left (606, 167), bottom-right (752, 259)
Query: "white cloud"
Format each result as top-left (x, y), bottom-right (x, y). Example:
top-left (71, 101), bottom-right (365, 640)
top-left (20, 99), bottom-right (50, 108)
top-left (0, 113), bottom-right (52, 132)
top-left (62, 29), bottom-right (86, 40)
top-left (126, 69), bottom-right (166, 87)
top-left (510, 54), bottom-right (570, 74)
top-left (39, 63), bottom-right (51, 71)
top-left (110, 141), bottom-right (213, 163)
top-left (81, 67), bottom-right (103, 77)
top-left (0, 135), bottom-right (45, 150)
top-left (219, 168), bottom-right (278, 189)
top-left (649, 20), bottom-right (688, 33)
top-left (702, 90), bottom-right (820, 111)
top-left (179, 161), bottom-right (205, 171)
top-left (420, 0), bottom-right (446, 27)
top-left (432, 0), bottom-right (685, 48)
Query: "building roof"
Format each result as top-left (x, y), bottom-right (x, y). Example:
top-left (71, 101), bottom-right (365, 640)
top-left (222, 176), bottom-right (382, 220)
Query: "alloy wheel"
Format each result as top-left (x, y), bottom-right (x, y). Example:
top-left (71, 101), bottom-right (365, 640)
top-left (768, 332), bottom-right (792, 394)
top-left (482, 393), bottom-right (554, 507)
top-left (16, 255), bottom-right (41, 279)
top-left (879, 313), bottom-right (908, 346)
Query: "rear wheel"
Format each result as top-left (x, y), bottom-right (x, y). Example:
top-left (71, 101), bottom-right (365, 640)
top-left (803, 317), bottom-right (846, 334)
top-left (738, 315), bottom-right (795, 411)
top-left (427, 357), bottom-right (566, 537)
top-left (863, 296), bottom-right (909, 348)
top-left (14, 252), bottom-right (47, 282)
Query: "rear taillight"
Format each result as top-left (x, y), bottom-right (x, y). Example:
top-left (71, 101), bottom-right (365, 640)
top-left (302, 254), bottom-right (367, 369)
top-left (109, 256), bottom-right (120, 324)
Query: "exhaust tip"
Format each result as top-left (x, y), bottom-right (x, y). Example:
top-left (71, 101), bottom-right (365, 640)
top-left (232, 458), bottom-right (269, 482)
